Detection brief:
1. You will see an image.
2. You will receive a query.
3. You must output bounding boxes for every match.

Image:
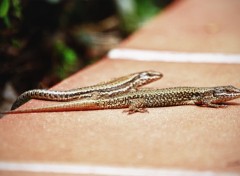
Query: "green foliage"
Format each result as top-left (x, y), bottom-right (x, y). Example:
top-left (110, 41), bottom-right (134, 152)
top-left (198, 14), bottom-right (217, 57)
top-left (115, 0), bottom-right (161, 33)
top-left (12, 0), bottom-right (21, 18)
top-left (136, 0), bottom-right (159, 22)
top-left (0, 0), bottom-right (172, 90)
top-left (0, 0), bottom-right (9, 17)
top-left (54, 40), bottom-right (78, 79)
top-left (0, 0), bottom-right (10, 27)
top-left (0, 0), bottom-right (21, 27)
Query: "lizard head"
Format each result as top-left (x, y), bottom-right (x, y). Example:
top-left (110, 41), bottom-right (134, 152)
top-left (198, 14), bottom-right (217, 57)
top-left (136, 70), bottom-right (163, 86)
top-left (212, 85), bottom-right (240, 103)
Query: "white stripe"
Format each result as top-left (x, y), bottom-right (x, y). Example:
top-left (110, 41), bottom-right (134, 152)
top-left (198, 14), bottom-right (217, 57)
top-left (0, 162), bottom-right (238, 176)
top-left (108, 48), bottom-right (240, 64)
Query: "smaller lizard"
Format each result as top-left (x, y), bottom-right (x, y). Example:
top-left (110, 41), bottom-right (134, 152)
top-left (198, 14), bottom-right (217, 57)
top-left (11, 70), bottom-right (163, 110)
top-left (2, 85), bottom-right (240, 115)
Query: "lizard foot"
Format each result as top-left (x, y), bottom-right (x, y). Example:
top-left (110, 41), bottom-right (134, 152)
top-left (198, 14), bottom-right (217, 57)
top-left (122, 108), bottom-right (149, 115)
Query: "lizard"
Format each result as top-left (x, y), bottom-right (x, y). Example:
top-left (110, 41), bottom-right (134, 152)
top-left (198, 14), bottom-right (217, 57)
top-left (10, 70), bottom-right (163, 110)
top-left (2, 85), bottom-right (240, 115)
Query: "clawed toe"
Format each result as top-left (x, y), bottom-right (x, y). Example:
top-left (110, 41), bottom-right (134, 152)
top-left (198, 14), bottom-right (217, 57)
top-left (122, 108), bottom-right (148, 115)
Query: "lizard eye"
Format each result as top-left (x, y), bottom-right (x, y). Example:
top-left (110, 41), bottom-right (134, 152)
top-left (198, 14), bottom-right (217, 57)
top-left (139, 72), bottom-right (149, 79)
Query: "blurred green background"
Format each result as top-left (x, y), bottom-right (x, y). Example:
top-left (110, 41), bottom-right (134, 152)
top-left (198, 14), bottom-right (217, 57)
top-left (0, 0), bottom-right (172, 109)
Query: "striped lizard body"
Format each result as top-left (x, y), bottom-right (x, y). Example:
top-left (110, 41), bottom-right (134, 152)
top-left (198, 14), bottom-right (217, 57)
top-left (11, 71), bottom-right (163, 110)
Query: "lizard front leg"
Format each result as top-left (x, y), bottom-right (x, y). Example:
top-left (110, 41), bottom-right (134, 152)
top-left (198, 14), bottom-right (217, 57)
top-left (123, 99), bottom-right (148, 114)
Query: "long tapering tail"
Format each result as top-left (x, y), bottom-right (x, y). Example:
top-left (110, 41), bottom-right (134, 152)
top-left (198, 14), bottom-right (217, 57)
top-left (1, 99), bottom-right (102, 114)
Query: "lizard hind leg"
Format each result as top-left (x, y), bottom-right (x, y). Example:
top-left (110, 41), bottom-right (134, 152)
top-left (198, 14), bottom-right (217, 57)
top-left (122, 99), bottom-right (148, 115)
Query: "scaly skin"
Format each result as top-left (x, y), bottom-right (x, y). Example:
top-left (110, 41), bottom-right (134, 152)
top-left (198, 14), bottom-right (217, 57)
top-left (11, 70), bottom-right (163, 110)
top-left (3, 85), bottom-right (240, 115)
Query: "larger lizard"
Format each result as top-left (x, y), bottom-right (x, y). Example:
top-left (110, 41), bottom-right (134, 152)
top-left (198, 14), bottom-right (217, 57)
top-left (3, 85), bottom-right (240, 115)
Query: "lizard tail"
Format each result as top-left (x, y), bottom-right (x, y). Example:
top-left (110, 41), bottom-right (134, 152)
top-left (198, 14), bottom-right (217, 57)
top-left (1, 99), bottom-right (101, 115)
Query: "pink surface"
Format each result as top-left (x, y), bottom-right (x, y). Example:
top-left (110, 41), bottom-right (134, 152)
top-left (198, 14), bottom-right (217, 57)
top-left (1, 60), bottom-right (240, 173)
top-left (122, 0), bottom-right (240, 53)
